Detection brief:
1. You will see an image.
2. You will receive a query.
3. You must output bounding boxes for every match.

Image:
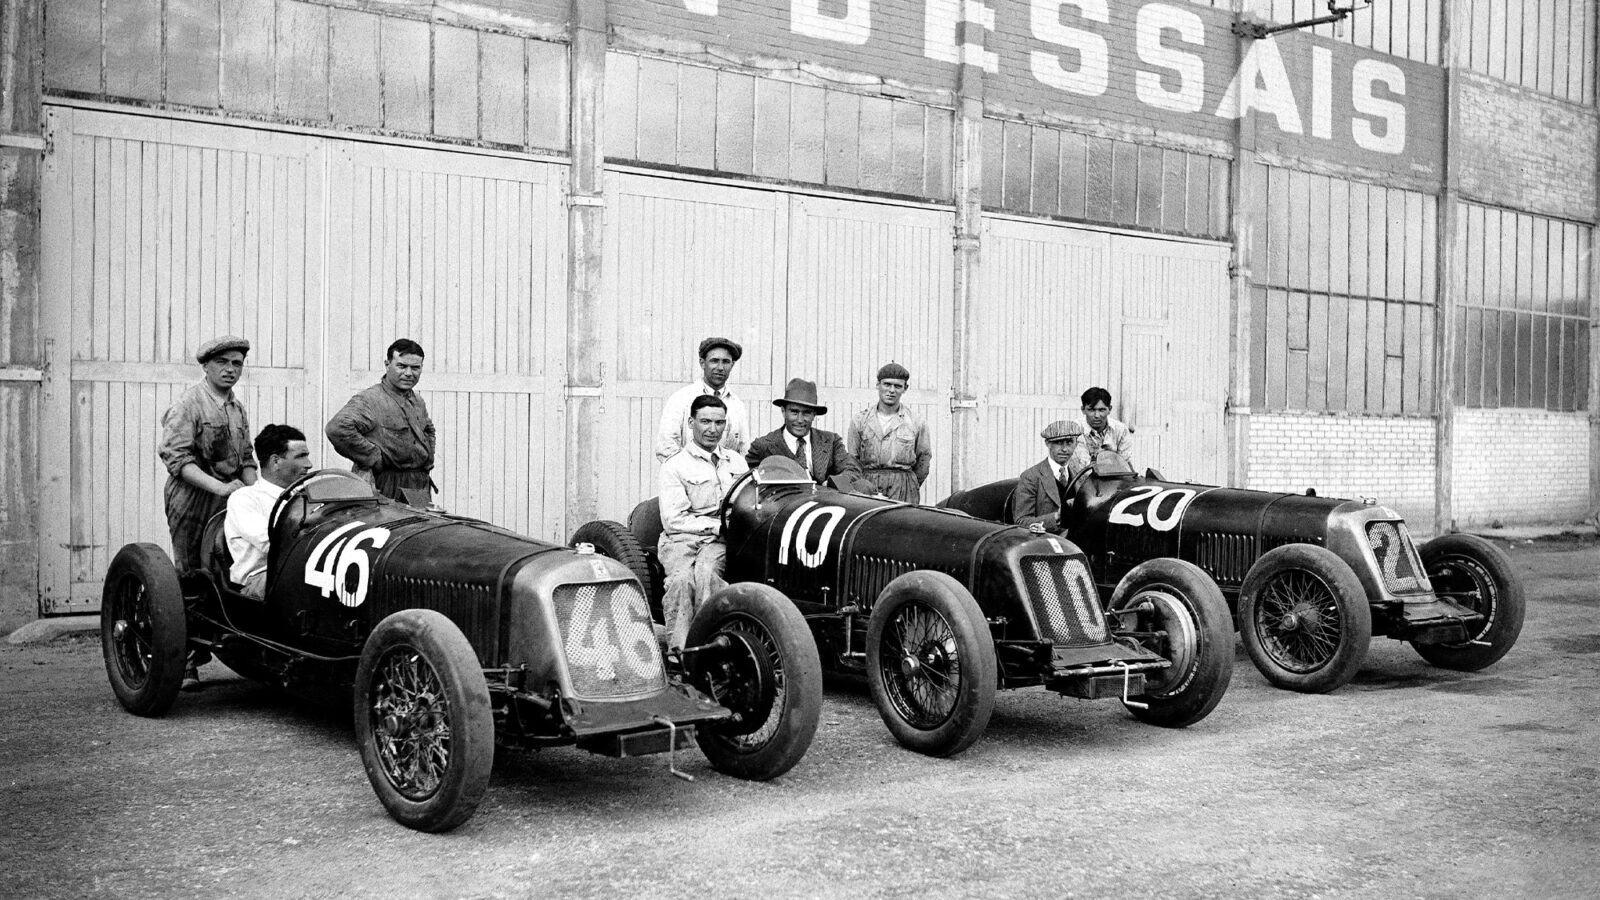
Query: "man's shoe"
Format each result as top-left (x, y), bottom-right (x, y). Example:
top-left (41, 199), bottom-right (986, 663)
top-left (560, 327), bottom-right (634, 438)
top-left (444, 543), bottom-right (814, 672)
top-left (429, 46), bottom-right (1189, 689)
top-left (181, 665), bottom-right (203, 691)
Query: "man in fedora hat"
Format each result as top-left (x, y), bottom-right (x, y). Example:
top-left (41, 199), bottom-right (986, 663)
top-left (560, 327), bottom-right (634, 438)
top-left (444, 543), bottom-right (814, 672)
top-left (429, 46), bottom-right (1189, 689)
top-left (746, 378), bottom-right (863, 485)
top-left (655, 336), bottom-right (751, 463)
top-left (847, 362), bottom-right (932, 502)
top-left (1013, 419), bottom-right (1090, 533)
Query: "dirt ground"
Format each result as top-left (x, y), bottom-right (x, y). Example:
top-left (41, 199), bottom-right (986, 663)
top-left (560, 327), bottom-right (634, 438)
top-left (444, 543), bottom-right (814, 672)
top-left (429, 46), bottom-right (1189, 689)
top-left (2, 537), bottom-right (1596, 900)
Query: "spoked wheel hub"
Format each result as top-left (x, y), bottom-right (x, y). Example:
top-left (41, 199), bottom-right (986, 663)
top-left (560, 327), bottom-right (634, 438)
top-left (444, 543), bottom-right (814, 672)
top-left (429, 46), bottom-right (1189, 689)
top-left (880, 604), bottom-right (963, 730)
top-left (368, 649), bottom-right (454, 802)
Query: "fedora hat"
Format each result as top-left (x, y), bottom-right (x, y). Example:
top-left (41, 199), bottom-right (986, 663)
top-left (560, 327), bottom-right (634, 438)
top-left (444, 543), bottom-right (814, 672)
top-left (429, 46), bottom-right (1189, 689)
top-left (773, 378), bottom-right (828, 415)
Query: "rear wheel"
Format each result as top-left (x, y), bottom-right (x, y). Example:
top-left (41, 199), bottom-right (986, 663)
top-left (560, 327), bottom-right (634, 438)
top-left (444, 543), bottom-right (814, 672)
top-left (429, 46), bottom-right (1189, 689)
top-left (571, 520), bottom-right (656, 604)
top-left (355, 610), bottom-right (494, 832)
top-left (686, 583), bottom-right (822, 781)
top-left (101, 543), bottom-right (188, 717)
top-left (866, 571), bottom-right (997, 757)
top-left (1412, 534), bottom-right (1526, 671)
top-left (1107, 559), bottom-right (1233, 727)
top-left (1239, 544), bottom-right (1371, 693)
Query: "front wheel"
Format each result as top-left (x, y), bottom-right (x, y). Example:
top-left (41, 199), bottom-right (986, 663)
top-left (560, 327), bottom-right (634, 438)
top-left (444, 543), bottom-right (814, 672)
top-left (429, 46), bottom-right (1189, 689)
top-left (1238, 544), bottom-right (1372, 693)
top-left (1106, 558), bottom-right (1233, 727)
top-left (1412, 534), bottom-right (1526, 671)
top-left (355, 610), bottom-right (494, 832)
top-left (866, 571), bottom-right (997, 757)
top-left (686, 583), bottom-right (822, 781)
top-left (101, 543), bottom-right (188, 717)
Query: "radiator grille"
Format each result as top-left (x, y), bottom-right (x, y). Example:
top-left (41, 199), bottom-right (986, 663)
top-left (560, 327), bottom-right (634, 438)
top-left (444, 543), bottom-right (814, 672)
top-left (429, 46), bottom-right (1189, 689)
top-left (1365, 521), bottom-right (1431, 595)
top-left (846, 554), bottom-right (921, 607)
top-left (552, 581), bottom-right (667, 700)
top-left (377, 576), bottom-right (498, 656)
top-left (1021, 556), bottom-right (1109, 646)
top-left (1191, 532), bottom-right (1256, 586)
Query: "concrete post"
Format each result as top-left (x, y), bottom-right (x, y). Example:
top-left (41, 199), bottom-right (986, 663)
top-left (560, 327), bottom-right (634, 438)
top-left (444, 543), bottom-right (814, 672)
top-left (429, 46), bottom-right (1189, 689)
top-left (1225, 4), bottom-right (1256, 491)
top-left (1591, 4), bottom-right (1600, 523)
top-left (949, 57), bottom-right (985, 493)
top-left (1434, 2), bottom-right (1462, 536)
top-left (565, 0), bottom-right (605, 535)
top-left (0, 0), bottom-right (44, 632)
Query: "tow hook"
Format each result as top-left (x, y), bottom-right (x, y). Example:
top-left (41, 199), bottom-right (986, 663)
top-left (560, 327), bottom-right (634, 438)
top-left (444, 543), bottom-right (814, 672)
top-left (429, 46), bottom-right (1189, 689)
top-left (651, 716), bottom-right (694, 782)
top-left (1115, 661), bottom-right (1148, 710)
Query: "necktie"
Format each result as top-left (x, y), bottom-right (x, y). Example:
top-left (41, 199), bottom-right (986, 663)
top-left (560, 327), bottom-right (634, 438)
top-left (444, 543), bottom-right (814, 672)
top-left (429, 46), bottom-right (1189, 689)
top-left (796, 436), bottom-right (809, 476)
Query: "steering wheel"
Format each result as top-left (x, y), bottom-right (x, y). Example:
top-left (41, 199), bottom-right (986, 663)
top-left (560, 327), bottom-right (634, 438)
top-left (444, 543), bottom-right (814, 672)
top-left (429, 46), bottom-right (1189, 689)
top-left (268, 469), bottom-right (373, 533)
top-left (1057, 465), bottom-right (1095, 528)
top-left (720, 469), bottom-right (760, 537)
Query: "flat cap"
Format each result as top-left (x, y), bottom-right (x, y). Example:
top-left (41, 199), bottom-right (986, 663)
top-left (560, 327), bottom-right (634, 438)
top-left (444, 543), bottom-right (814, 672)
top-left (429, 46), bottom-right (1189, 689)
top-left (876, 362), bottom-right (911, 382)
top-left (698, 336), bottom-right (743, 362)
top-left (196, 335), bottom-right (250, 364)
top-left (1040, 419), bottom-right (1085, 442)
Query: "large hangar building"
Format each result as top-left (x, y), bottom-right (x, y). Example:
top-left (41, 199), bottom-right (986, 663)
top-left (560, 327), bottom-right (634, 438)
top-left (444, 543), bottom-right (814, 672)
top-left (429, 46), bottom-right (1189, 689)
top-left (0, 0), bottom-right (1594, 628)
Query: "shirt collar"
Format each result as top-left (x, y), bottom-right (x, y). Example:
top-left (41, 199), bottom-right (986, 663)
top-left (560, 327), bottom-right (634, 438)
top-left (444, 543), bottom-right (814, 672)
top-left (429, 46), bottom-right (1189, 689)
top-left (686, 441), bottom-right (728, 464)
top-left (784, 430), bottom-right (809, 453)
top-left (380, 379), bottom-right (414, 401)
top-left (700, 382), bottom-right (735, 400)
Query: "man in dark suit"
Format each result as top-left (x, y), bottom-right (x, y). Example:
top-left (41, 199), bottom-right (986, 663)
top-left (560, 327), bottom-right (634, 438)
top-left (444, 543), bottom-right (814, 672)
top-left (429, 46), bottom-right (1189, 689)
top-left (1013, 419), bottom-right (1089, 533)
top-left (746, 378), bottom-right (865, 485)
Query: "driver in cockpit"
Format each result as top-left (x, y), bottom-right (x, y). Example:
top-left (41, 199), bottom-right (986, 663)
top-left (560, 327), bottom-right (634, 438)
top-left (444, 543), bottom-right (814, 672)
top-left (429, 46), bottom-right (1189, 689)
top-left (224, 424), bottom-right (312, 601)
top-left (1013, 420), bottom-right (1089, 534)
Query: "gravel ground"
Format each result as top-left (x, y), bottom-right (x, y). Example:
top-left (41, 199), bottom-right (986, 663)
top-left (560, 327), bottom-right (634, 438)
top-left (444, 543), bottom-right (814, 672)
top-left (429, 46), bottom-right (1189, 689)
top-left (3, 537), bottom-right (1596, 900)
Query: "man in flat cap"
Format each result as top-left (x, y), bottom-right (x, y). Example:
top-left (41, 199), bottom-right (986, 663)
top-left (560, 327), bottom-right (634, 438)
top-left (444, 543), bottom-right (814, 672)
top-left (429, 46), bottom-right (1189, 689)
top-left (847, 362), bottom-right (932, 503)
top-left (158, 335), bottom-right (259, 689)
top-left (746, 379), bottom-right (863, 485)
top-left (326, 338), bottom-right (436, 504)
top-left (1013, 420), bottom-right (1090, 533)
top-left (655, 336), bottom-right (751, 462)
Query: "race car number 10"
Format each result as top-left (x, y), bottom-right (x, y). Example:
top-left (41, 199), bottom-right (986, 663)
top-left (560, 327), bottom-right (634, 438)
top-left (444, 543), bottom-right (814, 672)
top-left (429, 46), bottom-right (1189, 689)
top-left (778, 501), bottom-right (847, 569)
top-left (1107, 486), bottom-right (1198, 532)
top-left (304, 521), bottom-right (392, 608)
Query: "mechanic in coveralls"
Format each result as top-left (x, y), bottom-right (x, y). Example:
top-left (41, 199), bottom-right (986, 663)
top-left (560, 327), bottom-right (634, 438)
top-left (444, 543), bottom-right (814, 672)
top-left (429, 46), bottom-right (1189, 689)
top-left (657, 395), bottom-right (749, 651)
top-left (325, 338), bottom-right (436, 504)
top-left (157, 335), bottom-right (259, 690)
top-left (846, 362), bottom-right (932, 502)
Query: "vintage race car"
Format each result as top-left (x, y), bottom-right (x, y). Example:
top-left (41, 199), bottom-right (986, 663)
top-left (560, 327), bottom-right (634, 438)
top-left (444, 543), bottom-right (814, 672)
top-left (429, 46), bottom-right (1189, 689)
top-left (939, 452), bottom-right (1525, 694)
top-left (574, 457), bottom-right (1233, 758)
top-left (100, 470), bottom-right (821, 832)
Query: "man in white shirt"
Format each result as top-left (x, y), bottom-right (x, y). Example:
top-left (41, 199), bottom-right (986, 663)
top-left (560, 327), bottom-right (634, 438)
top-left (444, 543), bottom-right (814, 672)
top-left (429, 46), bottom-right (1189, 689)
top-left (654, 336), bottom-right (751, 463)
top-left (1012, 419), bottom-right (1089, 533)
top-left (225, 424), bottom-right (313, 599)
top-left (657, 395), bottom-right (748, 651)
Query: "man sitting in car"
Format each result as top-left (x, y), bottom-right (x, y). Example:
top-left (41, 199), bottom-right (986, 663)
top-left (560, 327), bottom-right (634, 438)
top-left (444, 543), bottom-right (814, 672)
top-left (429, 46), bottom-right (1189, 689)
top-left (1079, 386), bottom-right (1133, 468)
top-left (746, 378), bottom-right (864, 485)
top-left (658, 395), bottom-right (749, 652)
top-left (224, 424), bottom-right (313, 601)
top-left (1013, 419), bottom-right (1089, 534)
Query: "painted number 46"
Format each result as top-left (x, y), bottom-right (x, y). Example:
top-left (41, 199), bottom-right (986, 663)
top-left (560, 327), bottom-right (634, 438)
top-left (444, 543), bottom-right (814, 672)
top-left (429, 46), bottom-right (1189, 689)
top-left (304, 522), bottom-right (392, 608)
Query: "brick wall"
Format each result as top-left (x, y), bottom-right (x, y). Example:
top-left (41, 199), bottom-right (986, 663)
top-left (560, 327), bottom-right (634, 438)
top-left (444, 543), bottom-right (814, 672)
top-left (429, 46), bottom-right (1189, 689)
top-left (1450, 408), bottom-right (1592, 527)
top-left (1249, 412), bottom-right (1437, 529)
top-left (1456, 71), bottom-right (1600, 222)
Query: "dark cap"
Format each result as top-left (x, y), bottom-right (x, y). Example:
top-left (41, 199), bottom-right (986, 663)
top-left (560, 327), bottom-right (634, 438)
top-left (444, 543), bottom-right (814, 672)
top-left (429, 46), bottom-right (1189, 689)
top-left (698, 336), bottom-right (743, 362)
top-left (773, 378), bottom-right (828, 415)
top-left (196, 335), bottom-right (250, 364)
top-left (876, 362), bottom-right (910, 382)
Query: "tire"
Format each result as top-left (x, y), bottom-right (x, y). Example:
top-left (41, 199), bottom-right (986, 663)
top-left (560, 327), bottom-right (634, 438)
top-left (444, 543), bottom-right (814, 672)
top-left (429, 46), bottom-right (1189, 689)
top-left (355, 610), bottom-right (494, 832)
top-left (101, 543), bottom-right (188, 717)
top-left (1106, 558), bottom-right (1233, 727)
top-left (1412, 534), bottom-right (1526, 672)
top-left (865, 571), bottom-right (997, 757)
top-left (685, 583), bottom-right (822, 781)
top-left (1238, 544), bottom-right (1372, 693)
top-left (571, 519), bottom-right (656, 602)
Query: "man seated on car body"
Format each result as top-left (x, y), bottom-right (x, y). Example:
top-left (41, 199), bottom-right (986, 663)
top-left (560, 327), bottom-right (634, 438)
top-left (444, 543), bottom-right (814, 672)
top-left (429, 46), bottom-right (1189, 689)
top-left (658, 395), bottom-right (750, 651)
top-left (655, 336), bottom-right (751, 463)
top-left (225, 424), bottom-right (313, 600)
top-left (1079, 386), bottom-right (1133, 468)
top-left (847, 362), bottom-right (932, 503)
top-left (746, 378), bottom-right (864, 486)
top-left (1013, 419), bottom-right (1090, 534)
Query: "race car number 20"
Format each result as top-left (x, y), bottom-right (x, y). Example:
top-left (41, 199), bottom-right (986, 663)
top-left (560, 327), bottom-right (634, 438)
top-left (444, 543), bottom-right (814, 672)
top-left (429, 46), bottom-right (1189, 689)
top-left (304, 521), bottom-right (392, 608)
top-left (1107, 486), bottom-right (1198, 533)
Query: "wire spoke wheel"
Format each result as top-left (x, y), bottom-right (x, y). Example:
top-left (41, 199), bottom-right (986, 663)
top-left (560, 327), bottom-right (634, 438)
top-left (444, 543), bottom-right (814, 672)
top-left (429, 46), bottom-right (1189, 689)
top-left (880, 602), bottom-right (963, 729)
top-left (368, 649), bottom-right (454, 801)
top-left (109, 577), bottom-right (156, 689)
top-left (1254, 569), bottom-right (1344, 673)
top-left (101, 543), bottom-right (187, 717)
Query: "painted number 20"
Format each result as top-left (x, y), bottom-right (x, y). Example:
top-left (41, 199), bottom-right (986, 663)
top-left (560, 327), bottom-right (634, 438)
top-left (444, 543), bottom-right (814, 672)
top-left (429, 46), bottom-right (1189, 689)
top-left (1108, 485), bottom-right (1198, 532)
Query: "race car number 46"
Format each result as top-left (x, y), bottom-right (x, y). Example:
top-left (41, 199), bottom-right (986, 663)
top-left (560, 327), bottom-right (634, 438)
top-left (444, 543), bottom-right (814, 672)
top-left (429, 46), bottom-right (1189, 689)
top-left (304, 521), bottom-right (392, 608)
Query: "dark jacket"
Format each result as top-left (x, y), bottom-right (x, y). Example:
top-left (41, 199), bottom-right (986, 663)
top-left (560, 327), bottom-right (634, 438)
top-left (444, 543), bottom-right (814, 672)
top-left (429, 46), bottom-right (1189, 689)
top-left (1013, 459), bottom-right (1067, 530)
top-left (746, 427), bottom-right (863, 485)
